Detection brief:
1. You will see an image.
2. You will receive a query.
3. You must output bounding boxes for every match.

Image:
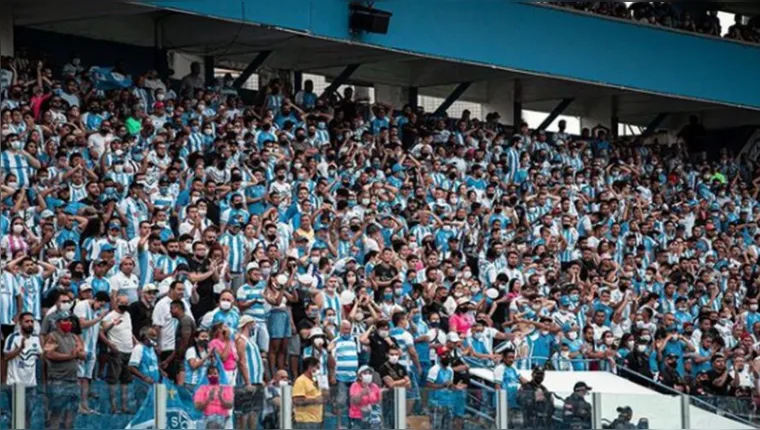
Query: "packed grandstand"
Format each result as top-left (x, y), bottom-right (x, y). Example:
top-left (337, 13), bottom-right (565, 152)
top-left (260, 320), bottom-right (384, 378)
top-left (1, 21), bottom-right (760, 428)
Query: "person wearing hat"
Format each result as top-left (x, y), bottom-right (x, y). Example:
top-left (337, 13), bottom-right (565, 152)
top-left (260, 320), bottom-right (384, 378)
top-left (43, 310), bottom-right (86, 427)
top-left (303, 327), bottom-right (329, 390)
top-left (128, 283), bottom-right (158, 338)
top-left (348, 365), bottom-right (382, 429)
top-left (609, 406), bottom-right (636, 429)
top-left (234, 315), bottom-right (264, 430)
top-left (518, 367), bottom-right (554, 430)
top-left (563, 381), bottom-right (592, 429)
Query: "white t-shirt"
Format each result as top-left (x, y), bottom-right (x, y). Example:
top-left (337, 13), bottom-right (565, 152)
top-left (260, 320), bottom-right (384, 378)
top-left (102, 311), bottom-right (134, 353)
top-left (152, 296), bottom-right (177, 352)
top-left (3, 333), bottom-right (41, 386)
top-left (109, 271), bottom-right (140, 296)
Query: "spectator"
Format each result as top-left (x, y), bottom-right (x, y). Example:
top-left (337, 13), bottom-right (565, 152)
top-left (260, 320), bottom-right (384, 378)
top-left (3, 312), bottom-right (41, 386)
top-left (292, 356), bottom-right (324, 430)
top-left (349, 365), bottom-right (382, 428)
top-left (43, 312), bottom-right (85, 429)
top-left (72, 289), bottom-right (109, 413)
top-left (193, 365), bottom-right (234, 429)
top-left (128, 326), bottom-right (161, 400)
top-left (234, 315), bottom-right (264, 430)
top-left (100, 294), bottom-right (134, 414)
top-left (152, 280), bottom-right (187, 382)
top-left (127, 283), bottom-right (157, 338)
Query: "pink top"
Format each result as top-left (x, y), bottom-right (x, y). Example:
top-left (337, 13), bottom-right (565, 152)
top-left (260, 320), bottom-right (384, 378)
top-left (193, 384), bottom-right (234, 417)
top-left (209, 338), bottom-right (237, 371)
top-left (448, 313), bottom-right (472, 335)
top-left (348, 382), bottom-right (381, 419)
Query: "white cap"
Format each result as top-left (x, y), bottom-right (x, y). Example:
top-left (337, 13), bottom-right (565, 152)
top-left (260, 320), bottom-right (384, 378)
top-left (297, 273), bottom-right (316, 286)
top-left (142, 283), bottom-right (158, 292)
top-left (238, 315), bottom-right (256, 329)
top-left (447, 332), bottom-right (461, 343)
top-left (287, 249), bottom-right (299, 259)
top-left (246, 262), bottom-right (259, 272)
top-left (486, 288), bottom-right (500, 299)
top-left (79, 283), bottom-right (92, 291)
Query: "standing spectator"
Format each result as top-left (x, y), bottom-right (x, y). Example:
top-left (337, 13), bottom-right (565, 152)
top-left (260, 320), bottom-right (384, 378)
top-left (261, 369), bottom-right (290, 429)
top-left (209, 321), bottom-right (238, 383)
top-left (127, 283), bottom-right (157, 338)
top-left (3, 312), bottom-right (41, 386)
top-left (293, 356), bottom-right (324, 430)
top-left (171, 298), bottom-right (196, 383)
top-left (100, 294), bottom-right (135, 414)
top-left (349, 365), bottom-right (382, 428)
top-left (193, 365), bottom-right (234, 429)
top-left (329, 320), bottom-right (359, 429)
top-left (152, 280), bottom-right (187, 382)
top-left (181, 329), bottom-right (211, 389)
top-left (128, 326), bottom-right (161, 401)
top-left (43, 313), bottom-right (85, 429)
top-left (72, 289), bottom-right (109, 413)
top-left (234, 315), bottom-right (264, 430)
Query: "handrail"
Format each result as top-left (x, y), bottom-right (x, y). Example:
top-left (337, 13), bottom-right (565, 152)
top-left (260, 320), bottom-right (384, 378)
top-left (615, 365), bottom-right (758, 428)
top-left (528, 2), bottom-right (760, 50)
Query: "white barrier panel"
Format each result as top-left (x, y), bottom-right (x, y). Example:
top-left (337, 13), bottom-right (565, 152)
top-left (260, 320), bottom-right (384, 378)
top-left (470, 369), bottom-right (753, 430)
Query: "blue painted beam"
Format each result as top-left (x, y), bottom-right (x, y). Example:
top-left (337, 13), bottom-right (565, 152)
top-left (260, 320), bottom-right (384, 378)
top-left (320, 64), bottom-right (360, 98)
top-left (537, 98), bottom-right (574, 131)
top-left (233, 50), bottom-right (272, 89)
top-left (433, 82), bottom-right (472, 117)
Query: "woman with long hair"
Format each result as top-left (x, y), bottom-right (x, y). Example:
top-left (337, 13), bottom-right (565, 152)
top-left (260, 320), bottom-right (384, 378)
top-left (264, 271), bottom-right (297, 376)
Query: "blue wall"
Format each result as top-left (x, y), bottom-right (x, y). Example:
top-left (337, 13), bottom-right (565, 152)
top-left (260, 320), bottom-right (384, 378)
top-left (146, 0), bottom-right (760, 109)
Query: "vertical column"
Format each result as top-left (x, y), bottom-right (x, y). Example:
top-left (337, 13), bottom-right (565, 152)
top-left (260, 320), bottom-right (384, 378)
top-left (513, 79), bottom-right (523, 127)
top-left (280, 384), bottom-right (293, 429)
top-left (203, 56), bottom-right (215, 88)
top-left (611, 95), bottom-right (620, 139)
top-left (154, 384), bottom-right (167, 430)
top-left (680, 395), bottom-right (690, 429)
top-left (293, 71), bottom-right (303, 94)
top-left (496, 389), bottom-right (509, 429)
top-left (408, 86), bottom-right (418, 109)
top-left (0, 1), bottom-right (14, 57)
top-left (394, 386), bottom-right (407, 430)
top-left (592, 392), bottom-right (603, 429)
top-left (13, 384), bottom-right (25, 430)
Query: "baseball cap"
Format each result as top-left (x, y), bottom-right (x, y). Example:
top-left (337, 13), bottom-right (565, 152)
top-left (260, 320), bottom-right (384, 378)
top-left (40, 209), bottom-right (55, 219)
top-left (574, 381), bottom-right (592, 392)
top-left (79, 283), bottom-right (92, 292)
top-left (238, 315), bottom-right (256, 329)
top-left (142, 283), bottom-right (158, 292)
top-left (246, 262), bottom-right (259, 272)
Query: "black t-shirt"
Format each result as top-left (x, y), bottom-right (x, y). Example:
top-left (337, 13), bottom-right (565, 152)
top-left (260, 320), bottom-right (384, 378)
top-left (187, 258), bottom-right (214, 321)
top-left (707, 369), bottom-right (734, 396)
top-left (373, 263), bottom-right (397, 283)
top-left (368, 332), bottom-right (398, 370)
top-left (128, 300), bottom-right (153, 338)
top-left (297, 317), bottom-right (317, 340)
top-left (378, 361), bottom-right (407, 387)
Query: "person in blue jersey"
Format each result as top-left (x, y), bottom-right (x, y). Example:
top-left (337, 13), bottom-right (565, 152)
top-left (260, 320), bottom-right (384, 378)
top-left (494, 349), bottom-right (527, 426)
top-left (234, 315), bottom-right (265, 430)
top-left (128, 326), bottom-right (162, 404)
top-left (10, 256), bottom-right (57, 323)
top-left (328, 320), bottom-right (360, 429)
top-left (180, 329), bottom-right (210, 389)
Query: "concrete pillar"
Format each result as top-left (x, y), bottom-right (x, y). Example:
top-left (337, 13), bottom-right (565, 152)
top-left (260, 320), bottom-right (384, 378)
top-left (374, 84), bottom-right (408, 109)
top-left (579, 96), bottom-right (613, 132)
top-left (482, 80), bottom-right (515, 126)
top-left (0, 1), bottom-right (14, 57)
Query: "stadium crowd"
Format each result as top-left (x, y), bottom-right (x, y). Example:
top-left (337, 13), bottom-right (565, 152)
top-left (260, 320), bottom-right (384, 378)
top-left (546, 2), bottom-right (760, 44)
top-left (1, 48), bottom-right (760, 429)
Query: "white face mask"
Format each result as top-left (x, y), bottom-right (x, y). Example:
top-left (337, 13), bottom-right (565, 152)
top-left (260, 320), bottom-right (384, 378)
top-left (388, 355), bottom-right (399, 364)
top-left (278, 380), bottom-right (289, 387)
top-left (626, 341), bottom-right (634, 350)
top-left (636, 344), bottom-right (647, 352)
top-left (219, 300), bottom-right (232, 311)
top-left (65, 251), bottom-right (76, 261)
top-left (567, 331), bottom-right (578, 341)
top-left (12, 224), bottom-right (23, 234)
top-left (59, 302), bottom-right (72, 312)
top-left (378, 329), bottom-right (389, 338)
top-left (603, 337), bottom-right (614, 346)
top-left (361, 373), bottom-right (373, 384)
top-left (751, 304), bottom-right (759, 312)
top-left (314, 338), bottom-right (325, 347)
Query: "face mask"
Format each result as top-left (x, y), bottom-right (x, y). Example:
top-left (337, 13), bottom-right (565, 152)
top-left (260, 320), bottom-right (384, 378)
top-left (383, 293), bottom-right (393, 302)
top-left (626, 341), bottom-right (634, 350)
top-left (118, 304), bottom-right (129, 312)
top-left (636, 321), bottom-right (646, 329)
top-left (567, 331), bottom-right (578, 340)
top-left (326, 316), bottom-right (336, 324)
top-left (208, 375), bottom-right (219, 385)
top-left (561, 351), bottom-right (570, 359)
top-left (388, 355), bottom-right (399, 364)
top-left (113, 164), bottom-right (124, 173)
top-left (603, 337), bottom-right (614, 346)
top-left (540, 330), bottom-right (550, 336)
top-left (569, 294), bottom-right (579, 302)
top-left (640, 335), bottom-right (651, 342)
top-left (58, 321), bottom-right (73, 333)
top-left (11, 141), bottom-right (23, 151)
top-left (361, 373), bottom-right (373, 384)
top-left (636, 344), bottom-right (647, 352)
top-left (314, 338), bottom-right (325, 347)
top-left (197, 339), bottom-right (209, 348)
top-left (157, 221), bottom-right (167, 228)
top-left (378, 329), bottom-right (389, 338)
top-left (341, 333), bottom-right (352, 341)
top-left (59, 302), bottom-right (72, 312)
top-left (12, 224), bottom-right (23, 234)
top-left (220, 300), bottom-right (232, 311)
top-left (7, 181), bottom-right (18, 189)
top-left (751, 305), bottom-right (759, 312)
top-left (65, 251), bottom-right (76, 261)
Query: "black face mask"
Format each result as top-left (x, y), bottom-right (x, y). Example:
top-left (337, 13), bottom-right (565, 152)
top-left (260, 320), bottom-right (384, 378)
top-left (267, 234), bottom-right (277, 241)
top-left (168, 251), bottom-right (178, 258)
top-left (533, 374), bottom-right (545, 384)
top-left (234, 202), bottom-right (244, 209)
top-left (277, 174), bottom-right (286, 180)
top-left (118, 304), bottom-right (129, 312)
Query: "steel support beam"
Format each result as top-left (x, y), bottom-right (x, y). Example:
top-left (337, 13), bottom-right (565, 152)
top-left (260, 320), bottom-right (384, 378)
top-left (203, 56), bottom-right (215, 88)
top-left (433, 82), bottom-right (472, 117)
top-left (233, 50), bottom-right (272, 89)
top-left (293, 71), bottom-right (303, 94)
top-left (639, 112), bottom-right (669, 140)
top-left (513, 79), bottom-right (523, 127)
top-left (408, 87), bottom-right (418, 109)
top-left (611, 95), bottom-right (620, 139)
top-left (320, 64), bottom-right (360, 98)
top-left (537, 98), bottom-right (574, 131)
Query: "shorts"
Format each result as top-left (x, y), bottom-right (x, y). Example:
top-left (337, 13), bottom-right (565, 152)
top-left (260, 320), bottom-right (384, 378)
top-left (106, 352), bottom-right (133, 385)
top-left (287, 334), bottom-right (301, 356)
top-left (234, 385), bottom-right (263, 412)
top-left (161, 350), bottom-right (180, 382)
top-left (77, 356), bottom-right (96, 379)
top-left (253, 323), bottom-right (270, 353)
top-left (267, 311), bottom-right (291, 339)
top-left (47, 381), bottom-right (79, 413)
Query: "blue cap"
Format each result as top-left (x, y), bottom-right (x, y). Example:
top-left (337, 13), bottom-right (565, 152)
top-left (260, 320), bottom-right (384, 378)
top-left (100, 243), bottom-right (115, 252)
top-left (228, 218), bottom-right (242, 227)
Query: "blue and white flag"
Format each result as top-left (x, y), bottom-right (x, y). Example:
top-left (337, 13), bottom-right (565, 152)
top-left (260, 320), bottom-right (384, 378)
top-left (90, 66), bottom-right (133, 91)
top-left (125, 381), bottom-right (204, 429)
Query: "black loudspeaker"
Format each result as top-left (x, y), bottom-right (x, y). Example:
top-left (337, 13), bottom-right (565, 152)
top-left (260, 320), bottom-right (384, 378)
top-left (349, 3), bottom-right (392, 34)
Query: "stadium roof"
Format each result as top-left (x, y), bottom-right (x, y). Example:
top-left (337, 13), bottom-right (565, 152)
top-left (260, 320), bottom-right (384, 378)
top-left (13, 0), bottom-right (760, 126)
